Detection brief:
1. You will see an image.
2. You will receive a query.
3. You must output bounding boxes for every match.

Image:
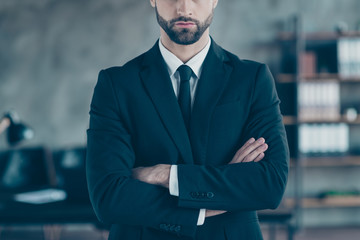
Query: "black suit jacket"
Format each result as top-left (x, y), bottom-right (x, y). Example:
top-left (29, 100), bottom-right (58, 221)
top-left (86, 39), bottom-right (289, 240)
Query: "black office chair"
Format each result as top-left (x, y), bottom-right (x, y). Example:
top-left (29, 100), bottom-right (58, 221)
top-left (0, 146), bottom-right (53, 194)
top-left (52, 147), bottom-right (90, 204)
top-left (52, 147), bottom-right (109, 236)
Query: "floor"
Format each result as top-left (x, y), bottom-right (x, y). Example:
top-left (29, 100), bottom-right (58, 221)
top-left (262, 226), bottom-right (360, 240)
top-left (0, 224), bottom-right (359, 240)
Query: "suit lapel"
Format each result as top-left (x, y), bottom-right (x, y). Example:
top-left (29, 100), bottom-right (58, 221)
top-left (190, 41), bottom-right (233, 164)
top-left (140, 42), bottom-right (194, 164)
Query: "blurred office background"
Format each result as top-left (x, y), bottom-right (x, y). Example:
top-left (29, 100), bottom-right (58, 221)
top-left (1, 0), bottom-right (360, 239)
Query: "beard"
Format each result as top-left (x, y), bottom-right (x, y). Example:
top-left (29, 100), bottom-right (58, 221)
top-left (155, 6), bottom-right (213, 45)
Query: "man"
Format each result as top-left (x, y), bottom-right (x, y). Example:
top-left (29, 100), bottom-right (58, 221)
top-left (86, 0), bottom-right (289, 239)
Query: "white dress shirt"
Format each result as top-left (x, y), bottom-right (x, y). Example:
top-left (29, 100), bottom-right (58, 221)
top-left (158, 37), bottom-right (211, 226)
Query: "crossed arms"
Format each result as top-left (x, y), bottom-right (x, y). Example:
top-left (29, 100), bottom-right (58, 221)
top-left (132, 137), bottom-right (268, 218)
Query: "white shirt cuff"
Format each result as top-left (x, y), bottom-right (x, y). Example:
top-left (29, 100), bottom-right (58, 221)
top-left (169, 165), bottom-right (179, 196)
top-left (197, 209), bottom-right (206, 225)
top-left (169, 165), bottom-right (205, 226)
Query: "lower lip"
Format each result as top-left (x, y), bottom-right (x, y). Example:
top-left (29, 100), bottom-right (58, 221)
top-left (175, 23), bottom-right (195, 28)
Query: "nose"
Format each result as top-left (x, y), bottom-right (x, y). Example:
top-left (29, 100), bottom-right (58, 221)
top-left (177, 0), bottom-right (193, 16)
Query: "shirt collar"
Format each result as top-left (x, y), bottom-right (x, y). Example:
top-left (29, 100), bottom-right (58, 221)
top-left (159, 36), bottom-right (211, 79)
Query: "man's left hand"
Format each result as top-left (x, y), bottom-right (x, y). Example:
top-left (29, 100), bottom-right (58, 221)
top-left (132, 164), bottom-right (171, 188)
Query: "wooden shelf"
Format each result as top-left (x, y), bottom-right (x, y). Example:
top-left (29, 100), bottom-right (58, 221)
top-left (285, 196), bottom-right (360, 208)
top-left (276, 74), bottom-right (297, 83)
top-left (300, 156), bottom-right (360, 167)
top-left (278, 31), bottom-right (360, 41)
top-left (277, 73), bottom-right (360, 83)
top-left (290, 156), bottom-right (360, 168)
top-left (298, 116), bottom-right (360, 125)
top-left (282, 115), bottom-right (360, 125)
top-left (283, 116), bottom-right (297, 125)
top-left (339, 77), bottom-right (360, 82)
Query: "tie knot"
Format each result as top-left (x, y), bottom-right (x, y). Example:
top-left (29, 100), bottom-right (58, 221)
top-left (177, 65), bottom-right (193, 82)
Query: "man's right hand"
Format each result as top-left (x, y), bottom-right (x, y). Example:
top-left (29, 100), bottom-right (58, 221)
top-left (205, 209), bottom-right (227, 218)
top-left (229, 137), bottom-right (268, 164)
top-left (205, 137), bottom-right (268, 218)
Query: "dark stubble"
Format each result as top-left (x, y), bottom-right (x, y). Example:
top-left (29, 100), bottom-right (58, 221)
top-left (155, 6), bottom-right (213, 45)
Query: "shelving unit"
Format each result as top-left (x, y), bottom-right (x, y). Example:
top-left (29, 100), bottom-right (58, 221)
top-left (276, 17), bottom-right (360, 228)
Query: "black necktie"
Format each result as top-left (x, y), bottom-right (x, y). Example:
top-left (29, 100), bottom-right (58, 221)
top-left (177, 65), bottom-right (192, 131)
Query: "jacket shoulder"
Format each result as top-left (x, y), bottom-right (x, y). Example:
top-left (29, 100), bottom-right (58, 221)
top-left (223, 49), bottom-right (265, 72)
top-left (101, 53), bottom-right (146, 79)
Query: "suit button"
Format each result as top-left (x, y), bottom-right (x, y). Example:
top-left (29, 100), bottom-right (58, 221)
top-left (207, 192), bottom-right (214, 199)
top-left (190, 192), bottom-right (196, 198)
top-left (174, 225), bottom-right (181, 232)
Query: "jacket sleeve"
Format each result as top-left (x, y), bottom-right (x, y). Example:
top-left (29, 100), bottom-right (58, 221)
top-left (86, 70), bottom-right (199, 238)
top-left (176, 64), bottom-right (289, 211)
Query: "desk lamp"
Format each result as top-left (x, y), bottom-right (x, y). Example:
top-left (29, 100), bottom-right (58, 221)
top-left (0, 111), bottom-right (34, 146)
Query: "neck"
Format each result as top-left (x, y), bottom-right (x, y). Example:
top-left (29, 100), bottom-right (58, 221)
top-left (160, 29), bottom-right (210, 63)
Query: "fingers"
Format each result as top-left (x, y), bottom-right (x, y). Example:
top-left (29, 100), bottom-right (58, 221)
top-left (254, 152), bottom-right (265, 162)
top-left (205, 210), bottom-right (227, 218)
top-left (230, 137), bottom-right (268, 164)
top-left (242, 142), bottom-right (268, 163)
top-left (238, 137), bottom-right (256, 153)
top-left (232, 138), bottom-right (255, 161)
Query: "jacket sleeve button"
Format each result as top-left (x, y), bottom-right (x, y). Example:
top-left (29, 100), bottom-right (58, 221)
top-left (207, 192), bottom-right (214, 198)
